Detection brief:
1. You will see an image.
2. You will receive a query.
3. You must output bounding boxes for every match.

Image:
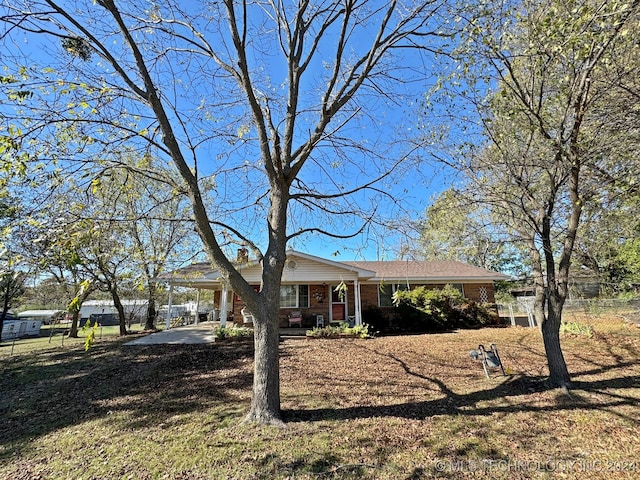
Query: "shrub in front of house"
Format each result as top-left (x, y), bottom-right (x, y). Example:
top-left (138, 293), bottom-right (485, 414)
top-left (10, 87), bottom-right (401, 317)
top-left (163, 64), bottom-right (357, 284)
top-left (213, 324), bottom-right (253, 341)
top-left (306, 322), bottom-right (371, 339)
top-left (457, 301), bottom-right (504, 327)
top-left (393, 302), bottom-right (441, 332)
top-left (391, 284), bottom-right (463, 331)
top-left (391, 284), bottom-right (501, 332)
top-left (362, 305), bottom-right (389, 334)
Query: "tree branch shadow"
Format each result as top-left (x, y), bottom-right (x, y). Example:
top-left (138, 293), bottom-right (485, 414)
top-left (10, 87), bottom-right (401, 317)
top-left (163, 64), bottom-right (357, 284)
top-left (0, 340), bottom-right (255, 456)
top-left (283, 344), bottom-right (640, 424)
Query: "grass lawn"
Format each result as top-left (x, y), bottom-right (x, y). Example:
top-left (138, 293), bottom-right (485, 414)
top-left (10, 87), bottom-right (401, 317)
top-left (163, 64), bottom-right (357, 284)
top-left (0, 324), bottom-right (149, 356)
top-left (1, 312), bottom-right (639, 479)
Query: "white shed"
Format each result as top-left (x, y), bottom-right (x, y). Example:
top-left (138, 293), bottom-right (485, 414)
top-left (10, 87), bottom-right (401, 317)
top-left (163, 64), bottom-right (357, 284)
top-left (1, 320), bottom-right (42, 340)
top-left (79, 300), bottom-right (148, 320)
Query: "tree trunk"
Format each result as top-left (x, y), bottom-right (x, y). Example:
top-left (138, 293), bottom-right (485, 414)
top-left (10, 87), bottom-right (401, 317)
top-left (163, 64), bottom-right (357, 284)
top-left (1, 285), bottom-right (11, 343)
top-left (68, 310), bottom-right (81, 337)
top-left (111, 288), bottom-right (128, 336)
top-left (0, 310), bottom-right (6, 343)
top-left (243, 187), bottom-right (288, 426)
top-left (244, 303), bottom-right (283, 427)
top-left (542, 291), bottom-right (571, 389)
top-left (144, 281), bottom-right (157, 330)
top-left (68, 285), bottom-right (94, 337)
top-left (524, 224), bottom-right (572, 389)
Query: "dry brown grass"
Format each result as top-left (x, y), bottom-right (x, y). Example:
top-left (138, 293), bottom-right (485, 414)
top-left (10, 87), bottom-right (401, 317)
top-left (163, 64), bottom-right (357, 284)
top-left (1, 313), bottom-right (639, 479)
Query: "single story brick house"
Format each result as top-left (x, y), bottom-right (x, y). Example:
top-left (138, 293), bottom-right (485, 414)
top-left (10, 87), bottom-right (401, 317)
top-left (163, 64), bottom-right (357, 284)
top-left (159, 249), bottom-right (510, 329)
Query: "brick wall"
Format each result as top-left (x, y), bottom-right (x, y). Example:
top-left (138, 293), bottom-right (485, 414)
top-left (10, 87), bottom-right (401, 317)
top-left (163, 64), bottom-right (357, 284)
top-left (232, 284), bottom-right (332, 327)
top-left (360, 284), bottom-right (380, 309)
top-left (359, 282), bottom-right (496, 307)
top-left (229, 281), bottom-right (497, 325)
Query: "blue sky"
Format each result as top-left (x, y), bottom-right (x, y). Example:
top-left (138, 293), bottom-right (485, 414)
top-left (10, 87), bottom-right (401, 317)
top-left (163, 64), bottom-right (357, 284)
top-left (1, 1), bottom-right (463, 263)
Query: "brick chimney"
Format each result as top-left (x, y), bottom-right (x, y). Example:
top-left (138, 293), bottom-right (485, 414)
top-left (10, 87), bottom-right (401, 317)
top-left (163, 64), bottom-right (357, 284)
top-left (237, 247), bottom-right (249, 263)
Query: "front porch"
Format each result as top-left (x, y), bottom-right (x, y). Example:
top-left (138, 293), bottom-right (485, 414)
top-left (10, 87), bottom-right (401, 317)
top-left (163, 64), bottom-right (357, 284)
top-left (158, 251), bottom-right (376, 331)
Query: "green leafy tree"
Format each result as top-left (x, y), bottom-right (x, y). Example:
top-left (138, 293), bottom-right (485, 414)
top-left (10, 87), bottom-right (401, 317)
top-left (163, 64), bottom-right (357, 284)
top-left (77, 154), bottom-right (200, 333)
top-left (16, 194), bottom-right (99, 337)
top-left (19, 276), bottom-right (69, 310)
top-left (112, 158), bottom-right (198, 330)
top-left (46, 202), bottom-right (134, 336)
top-left (0, 190), bottom-right (23, 338)
top-left (67, 184), bottom-right (140, 336)
top-left (576, 192), bottom-right (640, 294)
top-left (418, 188), bottom-right (527, 275)
top-left (0, 269), bottom-right (25, 339)
top-left (443, 0), bottom-right (640, 388)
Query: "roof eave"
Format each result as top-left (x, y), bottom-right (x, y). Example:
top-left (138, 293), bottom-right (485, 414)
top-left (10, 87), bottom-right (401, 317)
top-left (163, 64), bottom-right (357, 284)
top-left (366, 275), bottom-right (511, 283)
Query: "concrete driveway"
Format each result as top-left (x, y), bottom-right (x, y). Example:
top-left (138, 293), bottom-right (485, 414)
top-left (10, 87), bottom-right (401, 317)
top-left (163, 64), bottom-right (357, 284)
top-left (123, 323), bottom-right (217, 345)
top-left (123, 322), bottom-right (309, 346)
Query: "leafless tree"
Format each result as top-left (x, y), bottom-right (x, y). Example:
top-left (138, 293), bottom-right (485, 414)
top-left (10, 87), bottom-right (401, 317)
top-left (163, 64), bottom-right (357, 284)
top-left (1, 0), bottom-right (453, 424)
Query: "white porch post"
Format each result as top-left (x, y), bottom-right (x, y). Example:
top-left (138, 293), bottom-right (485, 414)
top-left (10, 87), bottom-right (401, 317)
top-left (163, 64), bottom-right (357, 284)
top-left (195, 289), bottom-right (201, 325)
top-left (166, 284), bottom-right (174, 330)
top-left (354, 278), bottom-right (363, 325)
top-left (220, 283), bottom-right (229, 327)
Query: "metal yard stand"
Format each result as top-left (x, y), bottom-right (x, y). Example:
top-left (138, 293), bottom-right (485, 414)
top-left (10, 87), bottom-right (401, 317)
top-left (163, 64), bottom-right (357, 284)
top-left (469, 344), bottom-right (506, 378)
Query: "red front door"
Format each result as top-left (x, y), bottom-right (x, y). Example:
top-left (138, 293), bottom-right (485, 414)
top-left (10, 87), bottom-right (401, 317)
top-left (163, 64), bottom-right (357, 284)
top-left (331, 303), bottom-right (345, 321)
top-left (331, 286), bottom-right (346, 322)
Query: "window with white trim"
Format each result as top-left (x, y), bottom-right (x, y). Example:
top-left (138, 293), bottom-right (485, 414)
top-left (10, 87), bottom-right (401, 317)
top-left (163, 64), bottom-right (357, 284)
top-left (378, 283), bottom-right (409, 307)
top-left (280, 284), bottom-right (309, 308)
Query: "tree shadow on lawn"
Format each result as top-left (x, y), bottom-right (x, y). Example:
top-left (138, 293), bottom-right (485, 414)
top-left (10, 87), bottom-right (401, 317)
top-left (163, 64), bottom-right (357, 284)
top-left (0, 340), bottom-right (254, 455)
top-left (283, 348), bottom-right (640, 424)
top-left (3, 332), bottom-right (638, 466)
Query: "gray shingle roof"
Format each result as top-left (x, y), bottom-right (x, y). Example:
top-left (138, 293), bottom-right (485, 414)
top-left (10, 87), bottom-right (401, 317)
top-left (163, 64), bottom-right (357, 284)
top-left (158, 254), bottom-right (510, 283)
top-left (341, 260), bottom-right (509, 281)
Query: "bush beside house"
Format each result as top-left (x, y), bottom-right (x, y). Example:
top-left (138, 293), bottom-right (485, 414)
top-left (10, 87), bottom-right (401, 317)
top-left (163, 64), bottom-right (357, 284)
top-left (364, 284), bottom-right (504, 334)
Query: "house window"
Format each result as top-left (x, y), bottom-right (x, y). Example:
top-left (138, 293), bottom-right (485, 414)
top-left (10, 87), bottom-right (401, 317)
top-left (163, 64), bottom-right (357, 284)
top-left (379, 283), bottom-right (409, 307)
top-left (448, 283), bottom-right (465, 296)
top-left (280, 284), bottom-right (309, 308)
top-left (299, 285), bottom-right (309, 307)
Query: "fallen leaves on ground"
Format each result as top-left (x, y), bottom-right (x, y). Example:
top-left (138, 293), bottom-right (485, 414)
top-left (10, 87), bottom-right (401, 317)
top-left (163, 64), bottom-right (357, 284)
top-left (1, 313), bottom-right (639, 479)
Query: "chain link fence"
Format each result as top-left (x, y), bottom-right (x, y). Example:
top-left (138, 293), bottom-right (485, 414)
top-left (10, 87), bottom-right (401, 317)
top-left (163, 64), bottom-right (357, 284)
top-left (497, 298), bottom-right (640, 333)
top-left (0, 323), bottom-right (144, 357)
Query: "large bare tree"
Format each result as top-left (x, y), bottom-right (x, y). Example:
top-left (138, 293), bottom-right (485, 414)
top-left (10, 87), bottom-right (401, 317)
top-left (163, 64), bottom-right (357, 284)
top-left (1, 0), bottom-right (451, 424)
